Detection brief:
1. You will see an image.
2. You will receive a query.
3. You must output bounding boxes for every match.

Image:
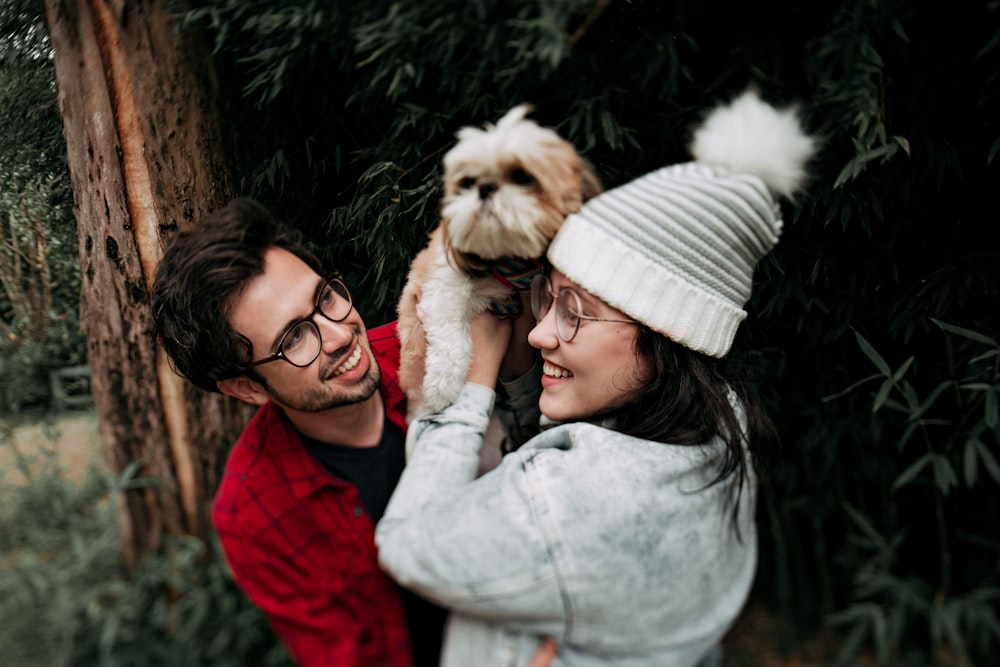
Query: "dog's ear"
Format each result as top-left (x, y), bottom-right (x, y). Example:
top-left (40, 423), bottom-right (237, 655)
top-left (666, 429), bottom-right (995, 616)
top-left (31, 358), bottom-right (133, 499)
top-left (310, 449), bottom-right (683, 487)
top-left (578, 158), bottom-right (604, 202)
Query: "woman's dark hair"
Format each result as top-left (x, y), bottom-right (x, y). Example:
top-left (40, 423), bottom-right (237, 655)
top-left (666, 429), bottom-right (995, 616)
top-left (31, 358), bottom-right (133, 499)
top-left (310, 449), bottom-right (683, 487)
top-left (606, 325), bottom-right (778, 532)
top-left (150, 198), bottom-right (322, 392)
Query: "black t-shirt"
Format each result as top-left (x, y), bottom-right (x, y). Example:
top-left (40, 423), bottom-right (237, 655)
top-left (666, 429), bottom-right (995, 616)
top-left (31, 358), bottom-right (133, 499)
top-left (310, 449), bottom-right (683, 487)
top-left (302, 419), bottom-right (447, 667)
top-left (303, 419), bottom-right (406, 523)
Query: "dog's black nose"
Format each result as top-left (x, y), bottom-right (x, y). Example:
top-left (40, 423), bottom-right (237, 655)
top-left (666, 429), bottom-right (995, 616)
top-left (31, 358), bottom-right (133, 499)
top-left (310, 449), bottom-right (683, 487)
top-left (478, 182), bottom-right (498, 200)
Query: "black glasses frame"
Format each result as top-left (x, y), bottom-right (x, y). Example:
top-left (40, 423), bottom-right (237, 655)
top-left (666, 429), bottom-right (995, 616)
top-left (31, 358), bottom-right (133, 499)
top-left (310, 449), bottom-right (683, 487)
top-left (241, 277), bottom-right (353, 370)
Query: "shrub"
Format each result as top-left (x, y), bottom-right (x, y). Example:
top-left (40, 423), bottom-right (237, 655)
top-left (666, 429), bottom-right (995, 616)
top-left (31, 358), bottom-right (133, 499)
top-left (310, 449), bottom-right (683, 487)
top-left (0, 426), bottom-right (291, 667)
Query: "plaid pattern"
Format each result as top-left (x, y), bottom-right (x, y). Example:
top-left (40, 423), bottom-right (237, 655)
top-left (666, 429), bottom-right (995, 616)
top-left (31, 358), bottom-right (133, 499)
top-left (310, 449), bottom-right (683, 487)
top-left (213, 322), bottom-right (414, 667)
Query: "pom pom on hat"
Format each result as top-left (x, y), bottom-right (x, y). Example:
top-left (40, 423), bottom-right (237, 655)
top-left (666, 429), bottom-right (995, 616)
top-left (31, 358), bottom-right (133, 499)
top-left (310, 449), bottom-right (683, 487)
top-left (546, 88), bottom-right (817, 357)
top-left (691, 88), bottom-right (816, 200)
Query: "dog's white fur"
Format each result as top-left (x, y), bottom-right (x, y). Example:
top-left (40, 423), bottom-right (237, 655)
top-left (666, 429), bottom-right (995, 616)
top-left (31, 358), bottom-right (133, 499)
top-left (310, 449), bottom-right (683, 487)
top-left (397, 104), bottom-right (601, 422)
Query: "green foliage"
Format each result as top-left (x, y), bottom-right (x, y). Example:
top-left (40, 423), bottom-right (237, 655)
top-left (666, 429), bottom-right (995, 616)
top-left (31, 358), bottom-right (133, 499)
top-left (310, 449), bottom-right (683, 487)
top-left (177, 2), bottom-right (1000, 661)
top-left (0, 426), bottom-right (292, 667)
top-left (181, 0), bottom-right (723, 322)
top-left (0, 344), bottom-right (51, 412)
top-left (0, 0), bottom-right (990, 662)
top-left (823, 323), bottom-right (1000, 664)
top-left (0, 0), bottom-right (87, 414)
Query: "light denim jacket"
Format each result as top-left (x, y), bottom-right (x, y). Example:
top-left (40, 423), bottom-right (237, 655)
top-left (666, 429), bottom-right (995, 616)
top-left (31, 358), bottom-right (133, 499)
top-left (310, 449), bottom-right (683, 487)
top-left (377, 383), bottom-right (756, 667)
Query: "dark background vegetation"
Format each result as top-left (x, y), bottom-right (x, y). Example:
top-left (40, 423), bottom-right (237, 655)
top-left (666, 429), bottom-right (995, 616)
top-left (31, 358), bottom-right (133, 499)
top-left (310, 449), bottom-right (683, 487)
top-left (1, 0), bottom-right (998, 664)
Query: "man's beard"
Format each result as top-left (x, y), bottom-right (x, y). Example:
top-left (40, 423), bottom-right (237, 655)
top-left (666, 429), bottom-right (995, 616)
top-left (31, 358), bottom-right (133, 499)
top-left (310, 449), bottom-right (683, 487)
top-left (259, 331), bottom-right (383, 412)
top-left (267, 366), bottom-right (381, 412)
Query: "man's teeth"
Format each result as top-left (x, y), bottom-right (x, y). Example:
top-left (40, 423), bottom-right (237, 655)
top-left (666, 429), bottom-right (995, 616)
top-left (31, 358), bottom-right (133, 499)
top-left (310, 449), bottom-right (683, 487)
top-left (543, 362), bottom-right (572, 379)
top-left (333, 345), bottom-right (362, 375)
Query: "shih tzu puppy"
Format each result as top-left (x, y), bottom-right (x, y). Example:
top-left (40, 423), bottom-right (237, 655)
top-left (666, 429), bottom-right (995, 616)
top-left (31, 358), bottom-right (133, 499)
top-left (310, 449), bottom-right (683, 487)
top-left (397, 104), bottom-right (602, 422)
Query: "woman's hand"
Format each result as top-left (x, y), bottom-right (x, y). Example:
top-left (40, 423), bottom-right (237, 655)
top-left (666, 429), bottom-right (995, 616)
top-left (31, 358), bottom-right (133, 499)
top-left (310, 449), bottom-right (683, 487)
top-left (499, 291), bottom-right (537, 382)
top-left (525, 637), bottom-right (558, 667)
top-left (466, 310), bottom-right (512, 389)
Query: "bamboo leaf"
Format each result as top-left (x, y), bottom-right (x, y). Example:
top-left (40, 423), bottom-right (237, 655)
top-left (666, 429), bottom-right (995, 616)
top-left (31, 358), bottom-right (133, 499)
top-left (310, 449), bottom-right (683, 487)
top-left (898, 421), bottom-right (918, 452)
top-left (823, 373), bottom-right (881, 402)
top-left (893, 134), bottom-right (911, 156)
top-left (932, 454), bottom-right (958, 494)
top-left (964, 438), bottom-right (978, 486)
top-left (893, 453), bottom-right (933, 491)
top-left (900, 379), bottom-right (919, 411)
top-left (973, 438), bottom-right (1000, 485)
top-left (833, 159), bottom-right (858, 189)
top-left (987, 388), bottom-right (998, 430)
top-left (938, 602), bottom-right (971, 662)
top-left (892, 356), bottom-right (914, 382)
top-left (873, 379), bottom-right (892, 413)
top-left (917, 419), bottom-right (954, 427)
top-left (842, 503), bottom-right (891, 551)
top-left (931, 319), bottom-right (998, 347)
top-left (971, 349), bottom-right (999, 364)
top-left (912, 381), bottom-right (952, 420)
top-left (855, 330), bottom-right (892, 376)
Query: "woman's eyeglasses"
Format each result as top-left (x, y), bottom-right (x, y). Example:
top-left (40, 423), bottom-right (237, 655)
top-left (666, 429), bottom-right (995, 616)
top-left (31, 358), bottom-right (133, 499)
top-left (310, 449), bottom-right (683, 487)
top-left (529, 274), bottom-right (634, 342)
top-left (243, 277), bottom-right (354, 369)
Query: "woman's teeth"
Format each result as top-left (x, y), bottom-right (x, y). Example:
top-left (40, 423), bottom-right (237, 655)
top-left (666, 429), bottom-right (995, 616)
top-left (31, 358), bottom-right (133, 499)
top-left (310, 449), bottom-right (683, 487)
top-left (333, 345), bottom-right (362, 376)
top-left (543, 361), bottom-right (572, 379)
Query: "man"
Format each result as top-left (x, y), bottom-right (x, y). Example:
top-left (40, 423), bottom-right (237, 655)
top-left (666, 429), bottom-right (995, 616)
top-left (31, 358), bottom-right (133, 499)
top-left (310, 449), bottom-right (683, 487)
top-left (151, 198), bottom-right (445, 666)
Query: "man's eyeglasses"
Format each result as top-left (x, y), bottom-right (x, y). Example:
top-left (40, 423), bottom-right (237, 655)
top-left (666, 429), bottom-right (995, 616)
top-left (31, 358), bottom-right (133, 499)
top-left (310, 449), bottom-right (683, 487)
top-left (243, 277), bottom-right (353, 369)
top-left (529, 274), bottom-right (634, 342)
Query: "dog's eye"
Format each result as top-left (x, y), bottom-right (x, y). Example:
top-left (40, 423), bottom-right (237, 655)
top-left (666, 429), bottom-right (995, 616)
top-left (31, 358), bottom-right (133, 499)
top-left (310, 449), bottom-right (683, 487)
top-left (458, 176), bottom-right (476, 190)
top-left (510, 168), bottom-right (534, 186)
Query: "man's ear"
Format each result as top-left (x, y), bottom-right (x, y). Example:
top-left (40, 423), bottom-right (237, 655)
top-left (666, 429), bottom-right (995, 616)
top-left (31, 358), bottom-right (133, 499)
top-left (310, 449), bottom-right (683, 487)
top-left (217, 375), bottom-right (270, 406)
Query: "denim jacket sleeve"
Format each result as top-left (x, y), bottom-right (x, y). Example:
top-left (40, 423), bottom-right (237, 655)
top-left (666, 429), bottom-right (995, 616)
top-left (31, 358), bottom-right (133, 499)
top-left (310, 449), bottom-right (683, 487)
top-left (376, 382), bottom-right (566, 634)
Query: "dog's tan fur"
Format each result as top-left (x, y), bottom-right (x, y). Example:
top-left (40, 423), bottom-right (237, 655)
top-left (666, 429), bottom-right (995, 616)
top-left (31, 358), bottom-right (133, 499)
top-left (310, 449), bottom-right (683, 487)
top-left (397, 105), bottom-right (602, 422)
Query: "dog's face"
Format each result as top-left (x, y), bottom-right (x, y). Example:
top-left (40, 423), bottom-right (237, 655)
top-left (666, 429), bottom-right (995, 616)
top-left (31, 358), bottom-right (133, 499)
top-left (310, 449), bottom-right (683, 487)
top-left (440, 105), bottom-right (601, 273)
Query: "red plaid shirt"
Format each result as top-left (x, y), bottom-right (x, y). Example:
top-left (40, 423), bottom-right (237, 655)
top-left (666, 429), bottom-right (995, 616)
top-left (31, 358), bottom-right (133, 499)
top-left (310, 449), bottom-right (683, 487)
top-left (213, 322), bottom-right (414, 667)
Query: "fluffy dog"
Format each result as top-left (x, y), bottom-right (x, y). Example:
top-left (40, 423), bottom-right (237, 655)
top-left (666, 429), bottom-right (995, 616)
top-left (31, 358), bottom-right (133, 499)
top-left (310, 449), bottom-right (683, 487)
top-left (397, 104), bottom-right (602, 422)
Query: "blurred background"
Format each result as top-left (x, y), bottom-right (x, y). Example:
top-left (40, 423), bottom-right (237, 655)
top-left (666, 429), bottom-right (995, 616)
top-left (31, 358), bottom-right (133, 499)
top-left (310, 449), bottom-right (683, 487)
top-left (1, 0), bottom-right (998, 664)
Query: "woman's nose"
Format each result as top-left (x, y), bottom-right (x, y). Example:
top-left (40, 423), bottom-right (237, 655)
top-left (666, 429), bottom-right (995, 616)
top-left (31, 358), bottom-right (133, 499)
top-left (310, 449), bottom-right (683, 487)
top-left (527, 306), bottom-right (559, 350)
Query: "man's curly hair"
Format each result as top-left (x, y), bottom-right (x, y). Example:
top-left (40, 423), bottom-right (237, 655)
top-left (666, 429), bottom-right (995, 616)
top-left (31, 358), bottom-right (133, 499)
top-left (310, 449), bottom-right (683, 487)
top-left (150, 198), bottom-right (322, 392)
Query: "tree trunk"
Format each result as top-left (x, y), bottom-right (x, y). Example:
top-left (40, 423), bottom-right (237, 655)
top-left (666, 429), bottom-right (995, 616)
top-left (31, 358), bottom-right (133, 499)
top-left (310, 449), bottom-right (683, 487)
top-left (44, 0), bottom-right (252, 569)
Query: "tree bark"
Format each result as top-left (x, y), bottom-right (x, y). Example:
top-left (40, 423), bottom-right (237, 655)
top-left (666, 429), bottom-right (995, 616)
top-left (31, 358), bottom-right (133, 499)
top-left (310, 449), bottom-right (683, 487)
top-left (44, 0), bottom-right (252, 569)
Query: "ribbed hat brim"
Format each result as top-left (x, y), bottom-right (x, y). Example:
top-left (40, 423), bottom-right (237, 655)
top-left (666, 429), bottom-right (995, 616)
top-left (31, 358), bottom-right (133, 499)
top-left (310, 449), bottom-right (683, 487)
top-left (548, 211), bottom-right (746, 358)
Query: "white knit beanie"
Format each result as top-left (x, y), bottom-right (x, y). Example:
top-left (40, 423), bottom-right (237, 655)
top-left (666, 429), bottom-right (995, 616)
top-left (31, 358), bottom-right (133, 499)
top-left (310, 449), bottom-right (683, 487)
top-left (547, 89), bottom-right (817, 357)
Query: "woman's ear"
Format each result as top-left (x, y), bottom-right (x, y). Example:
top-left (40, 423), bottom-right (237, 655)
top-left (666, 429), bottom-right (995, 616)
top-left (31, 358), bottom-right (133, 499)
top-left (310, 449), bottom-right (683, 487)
top-left (217, 375), bottom-right (270, 406)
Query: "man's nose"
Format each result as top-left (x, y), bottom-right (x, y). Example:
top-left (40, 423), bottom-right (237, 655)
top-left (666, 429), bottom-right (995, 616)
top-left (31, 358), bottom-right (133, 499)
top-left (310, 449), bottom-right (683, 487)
top-left (317, 315), bottom-right (354, 352)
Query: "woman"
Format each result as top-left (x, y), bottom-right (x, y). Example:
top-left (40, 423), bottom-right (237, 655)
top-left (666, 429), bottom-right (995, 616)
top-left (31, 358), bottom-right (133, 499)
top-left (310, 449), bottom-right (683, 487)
top-left (376, 89), bottom-right (816, 666)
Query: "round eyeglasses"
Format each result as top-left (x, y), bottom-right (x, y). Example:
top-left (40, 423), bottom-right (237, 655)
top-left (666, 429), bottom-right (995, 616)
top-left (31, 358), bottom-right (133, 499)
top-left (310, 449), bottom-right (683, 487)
top-left (529, 274), bottom-right (634, 342)
top-left (243, 277), bottom-right (354, 369)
